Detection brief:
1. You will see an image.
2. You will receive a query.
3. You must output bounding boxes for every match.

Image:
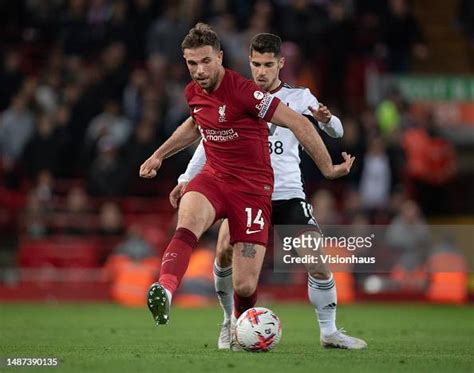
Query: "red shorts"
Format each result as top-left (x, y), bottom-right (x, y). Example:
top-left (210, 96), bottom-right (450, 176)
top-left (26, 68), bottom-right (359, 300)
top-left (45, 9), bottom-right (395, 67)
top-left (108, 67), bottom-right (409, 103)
top-left (184, 172), bottom-right (271, 246)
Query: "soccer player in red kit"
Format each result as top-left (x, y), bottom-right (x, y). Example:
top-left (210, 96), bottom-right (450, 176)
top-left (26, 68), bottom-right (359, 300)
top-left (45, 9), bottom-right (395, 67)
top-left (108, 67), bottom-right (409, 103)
top-left (139, 23), bottom-right (354, 331)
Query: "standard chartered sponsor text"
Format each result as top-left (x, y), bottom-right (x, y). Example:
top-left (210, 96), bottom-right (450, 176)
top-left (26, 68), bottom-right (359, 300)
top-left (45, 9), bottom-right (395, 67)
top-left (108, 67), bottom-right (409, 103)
top-left (203, 128), bottom-right (239, 142)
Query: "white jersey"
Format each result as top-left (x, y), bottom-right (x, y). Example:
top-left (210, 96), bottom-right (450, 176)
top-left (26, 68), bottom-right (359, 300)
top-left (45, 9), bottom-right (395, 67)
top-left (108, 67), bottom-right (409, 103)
top-left (178, 83), bottom-right (343, 201)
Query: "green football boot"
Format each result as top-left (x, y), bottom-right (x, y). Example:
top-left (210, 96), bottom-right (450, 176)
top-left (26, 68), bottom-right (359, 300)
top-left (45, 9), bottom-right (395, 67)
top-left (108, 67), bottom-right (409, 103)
top-left (147, 282), bottom-right (170, 325)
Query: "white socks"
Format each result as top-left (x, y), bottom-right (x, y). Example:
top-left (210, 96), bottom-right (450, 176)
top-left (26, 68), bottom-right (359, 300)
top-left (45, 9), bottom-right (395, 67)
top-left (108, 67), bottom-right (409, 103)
top-left (308, 273), bottom-right (338, 336)
top-left (213, 260), bottom-right (234, 323)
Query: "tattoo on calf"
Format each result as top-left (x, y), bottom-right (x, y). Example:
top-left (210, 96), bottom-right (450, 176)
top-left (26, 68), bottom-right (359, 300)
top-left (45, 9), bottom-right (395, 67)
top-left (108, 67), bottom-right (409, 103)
top-left (241, 243), bottom-right (256, 258)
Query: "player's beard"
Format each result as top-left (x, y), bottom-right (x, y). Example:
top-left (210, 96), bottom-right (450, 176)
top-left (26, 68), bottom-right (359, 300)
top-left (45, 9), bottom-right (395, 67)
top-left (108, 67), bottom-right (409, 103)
top-left (195, 70), bottom-right (219, 92)
top-left (257, 75), bottom-right (277, 92)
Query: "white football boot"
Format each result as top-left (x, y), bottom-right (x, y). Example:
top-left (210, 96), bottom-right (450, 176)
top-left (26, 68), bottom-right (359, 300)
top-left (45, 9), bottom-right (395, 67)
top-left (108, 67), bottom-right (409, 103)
top-left (217, 320), bottom-right (231, 350)
top-left (229, 314), bottom-right (243, 351)
top-left (320, 328), bottom-right (367, 349)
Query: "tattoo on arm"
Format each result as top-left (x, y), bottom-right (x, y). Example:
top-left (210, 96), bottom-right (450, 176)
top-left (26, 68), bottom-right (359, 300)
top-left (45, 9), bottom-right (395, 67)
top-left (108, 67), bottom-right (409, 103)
top-left (241, 243), bottom-right (256, 258)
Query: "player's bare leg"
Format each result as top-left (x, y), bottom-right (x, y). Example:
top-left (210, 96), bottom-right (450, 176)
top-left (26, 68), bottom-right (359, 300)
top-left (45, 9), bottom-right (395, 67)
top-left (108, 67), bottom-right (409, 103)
top-left (148, 192), bottom-right (216, 325)
top-left (229, 242), bottom-right (266, 350)
top-left (216, 220), bottom-right (233, 268)
top-left (213, 219), bottom-right (234, 349)
top-left (232, 242), bottom-right (266, 311)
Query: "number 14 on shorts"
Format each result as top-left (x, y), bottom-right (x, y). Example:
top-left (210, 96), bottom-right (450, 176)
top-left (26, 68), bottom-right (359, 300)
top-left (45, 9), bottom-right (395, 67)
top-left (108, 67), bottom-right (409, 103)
top-left (245, 207), bottom-right (264, 234)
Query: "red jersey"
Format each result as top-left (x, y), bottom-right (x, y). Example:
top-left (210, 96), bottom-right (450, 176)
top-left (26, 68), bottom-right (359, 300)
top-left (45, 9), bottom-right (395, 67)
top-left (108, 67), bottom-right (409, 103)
top-left (185, 69), bottom-right (280, 196)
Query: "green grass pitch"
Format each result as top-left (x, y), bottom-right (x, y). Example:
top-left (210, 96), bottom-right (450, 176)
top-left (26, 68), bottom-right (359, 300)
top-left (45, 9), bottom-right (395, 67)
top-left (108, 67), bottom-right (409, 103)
top-left (1, 303), bottom-right (473, 372)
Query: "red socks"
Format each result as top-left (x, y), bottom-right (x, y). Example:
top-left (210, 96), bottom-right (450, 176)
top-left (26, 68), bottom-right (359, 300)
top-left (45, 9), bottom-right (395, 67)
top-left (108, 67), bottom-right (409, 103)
top-left (234, 290), bottom-right (258, 318)
top-left (159, 227), bottom-right (198, 295)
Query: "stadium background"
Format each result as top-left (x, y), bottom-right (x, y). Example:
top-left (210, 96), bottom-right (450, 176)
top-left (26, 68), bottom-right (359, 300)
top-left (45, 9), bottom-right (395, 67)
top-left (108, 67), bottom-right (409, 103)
top-left (0, 0), bottom-right (473, 371)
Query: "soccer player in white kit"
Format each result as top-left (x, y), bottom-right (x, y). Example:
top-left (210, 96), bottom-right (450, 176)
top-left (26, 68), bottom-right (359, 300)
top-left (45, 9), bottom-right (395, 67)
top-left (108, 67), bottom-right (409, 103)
top-left (170, 33), bottom-right (367, 350)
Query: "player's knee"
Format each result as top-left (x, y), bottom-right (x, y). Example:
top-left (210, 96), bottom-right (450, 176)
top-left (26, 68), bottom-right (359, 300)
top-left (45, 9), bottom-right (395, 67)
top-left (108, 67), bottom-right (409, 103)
top-left (234, 279), bottom-right (257, 297)
top-left (177, 195), bottom-right (215, 231)
top-left (177, 213), bottom-right (205, 234)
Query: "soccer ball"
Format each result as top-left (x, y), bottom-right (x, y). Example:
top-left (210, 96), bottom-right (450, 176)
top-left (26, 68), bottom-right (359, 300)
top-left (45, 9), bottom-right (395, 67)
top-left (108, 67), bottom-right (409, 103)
top-left (234, 307), bottom-right (282, 352)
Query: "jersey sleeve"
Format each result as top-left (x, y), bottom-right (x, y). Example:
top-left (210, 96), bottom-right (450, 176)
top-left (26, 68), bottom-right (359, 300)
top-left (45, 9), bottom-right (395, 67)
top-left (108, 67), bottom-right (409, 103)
top-left (319, 115), bottom-right (344, 138)
top-left (183, 82), bottom-right (195, 116)
top-left (236, 78), bottom-right (281, 122)
top-left (177, 140), bottom-right (207, 183)
top-left (300, 88), bottom-right (344, 138)
top-left (183, 82), bottom-right (194, 102)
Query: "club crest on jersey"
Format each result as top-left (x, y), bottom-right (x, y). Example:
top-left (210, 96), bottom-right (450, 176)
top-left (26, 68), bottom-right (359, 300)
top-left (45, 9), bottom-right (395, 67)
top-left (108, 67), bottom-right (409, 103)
top-left (218, 104), bottom-right (226, 122)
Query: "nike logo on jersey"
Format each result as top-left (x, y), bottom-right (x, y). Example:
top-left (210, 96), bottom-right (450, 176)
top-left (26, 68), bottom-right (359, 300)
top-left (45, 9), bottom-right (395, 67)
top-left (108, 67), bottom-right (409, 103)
top-left (161, 258), bottom-right (175, 265)
top-left (193, 107), bottom-right (202, 113)
top-left (246, 228), bottom-right (262, 235)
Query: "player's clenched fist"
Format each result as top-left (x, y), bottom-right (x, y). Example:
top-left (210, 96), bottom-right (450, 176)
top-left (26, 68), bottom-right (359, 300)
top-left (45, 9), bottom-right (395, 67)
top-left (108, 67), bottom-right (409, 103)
top-left (139, 154), bottom-right (162, 178)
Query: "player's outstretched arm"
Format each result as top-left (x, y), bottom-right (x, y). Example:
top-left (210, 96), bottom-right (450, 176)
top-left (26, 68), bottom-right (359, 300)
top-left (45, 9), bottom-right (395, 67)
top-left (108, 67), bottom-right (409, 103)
top-left (270, 101), bottom-right (354, 179)
top-left (139, 116), bottom-right (200, 179)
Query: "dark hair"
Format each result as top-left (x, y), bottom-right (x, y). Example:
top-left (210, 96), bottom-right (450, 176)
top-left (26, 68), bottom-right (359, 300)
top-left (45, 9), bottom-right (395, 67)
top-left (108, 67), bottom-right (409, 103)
top-left (181, 23), bottom-right (221, 52)
top-left (250, 33), bottom-right (282, 56)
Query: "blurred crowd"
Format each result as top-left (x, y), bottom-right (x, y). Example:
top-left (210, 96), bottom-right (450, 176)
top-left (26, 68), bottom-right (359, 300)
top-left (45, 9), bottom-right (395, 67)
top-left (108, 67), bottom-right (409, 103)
top-left (0, 0), bottom-right (471, 304)
top-left (0, 1), bottom-right (464, 252)
top-left (457, 0), bottom-right (474, 67)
